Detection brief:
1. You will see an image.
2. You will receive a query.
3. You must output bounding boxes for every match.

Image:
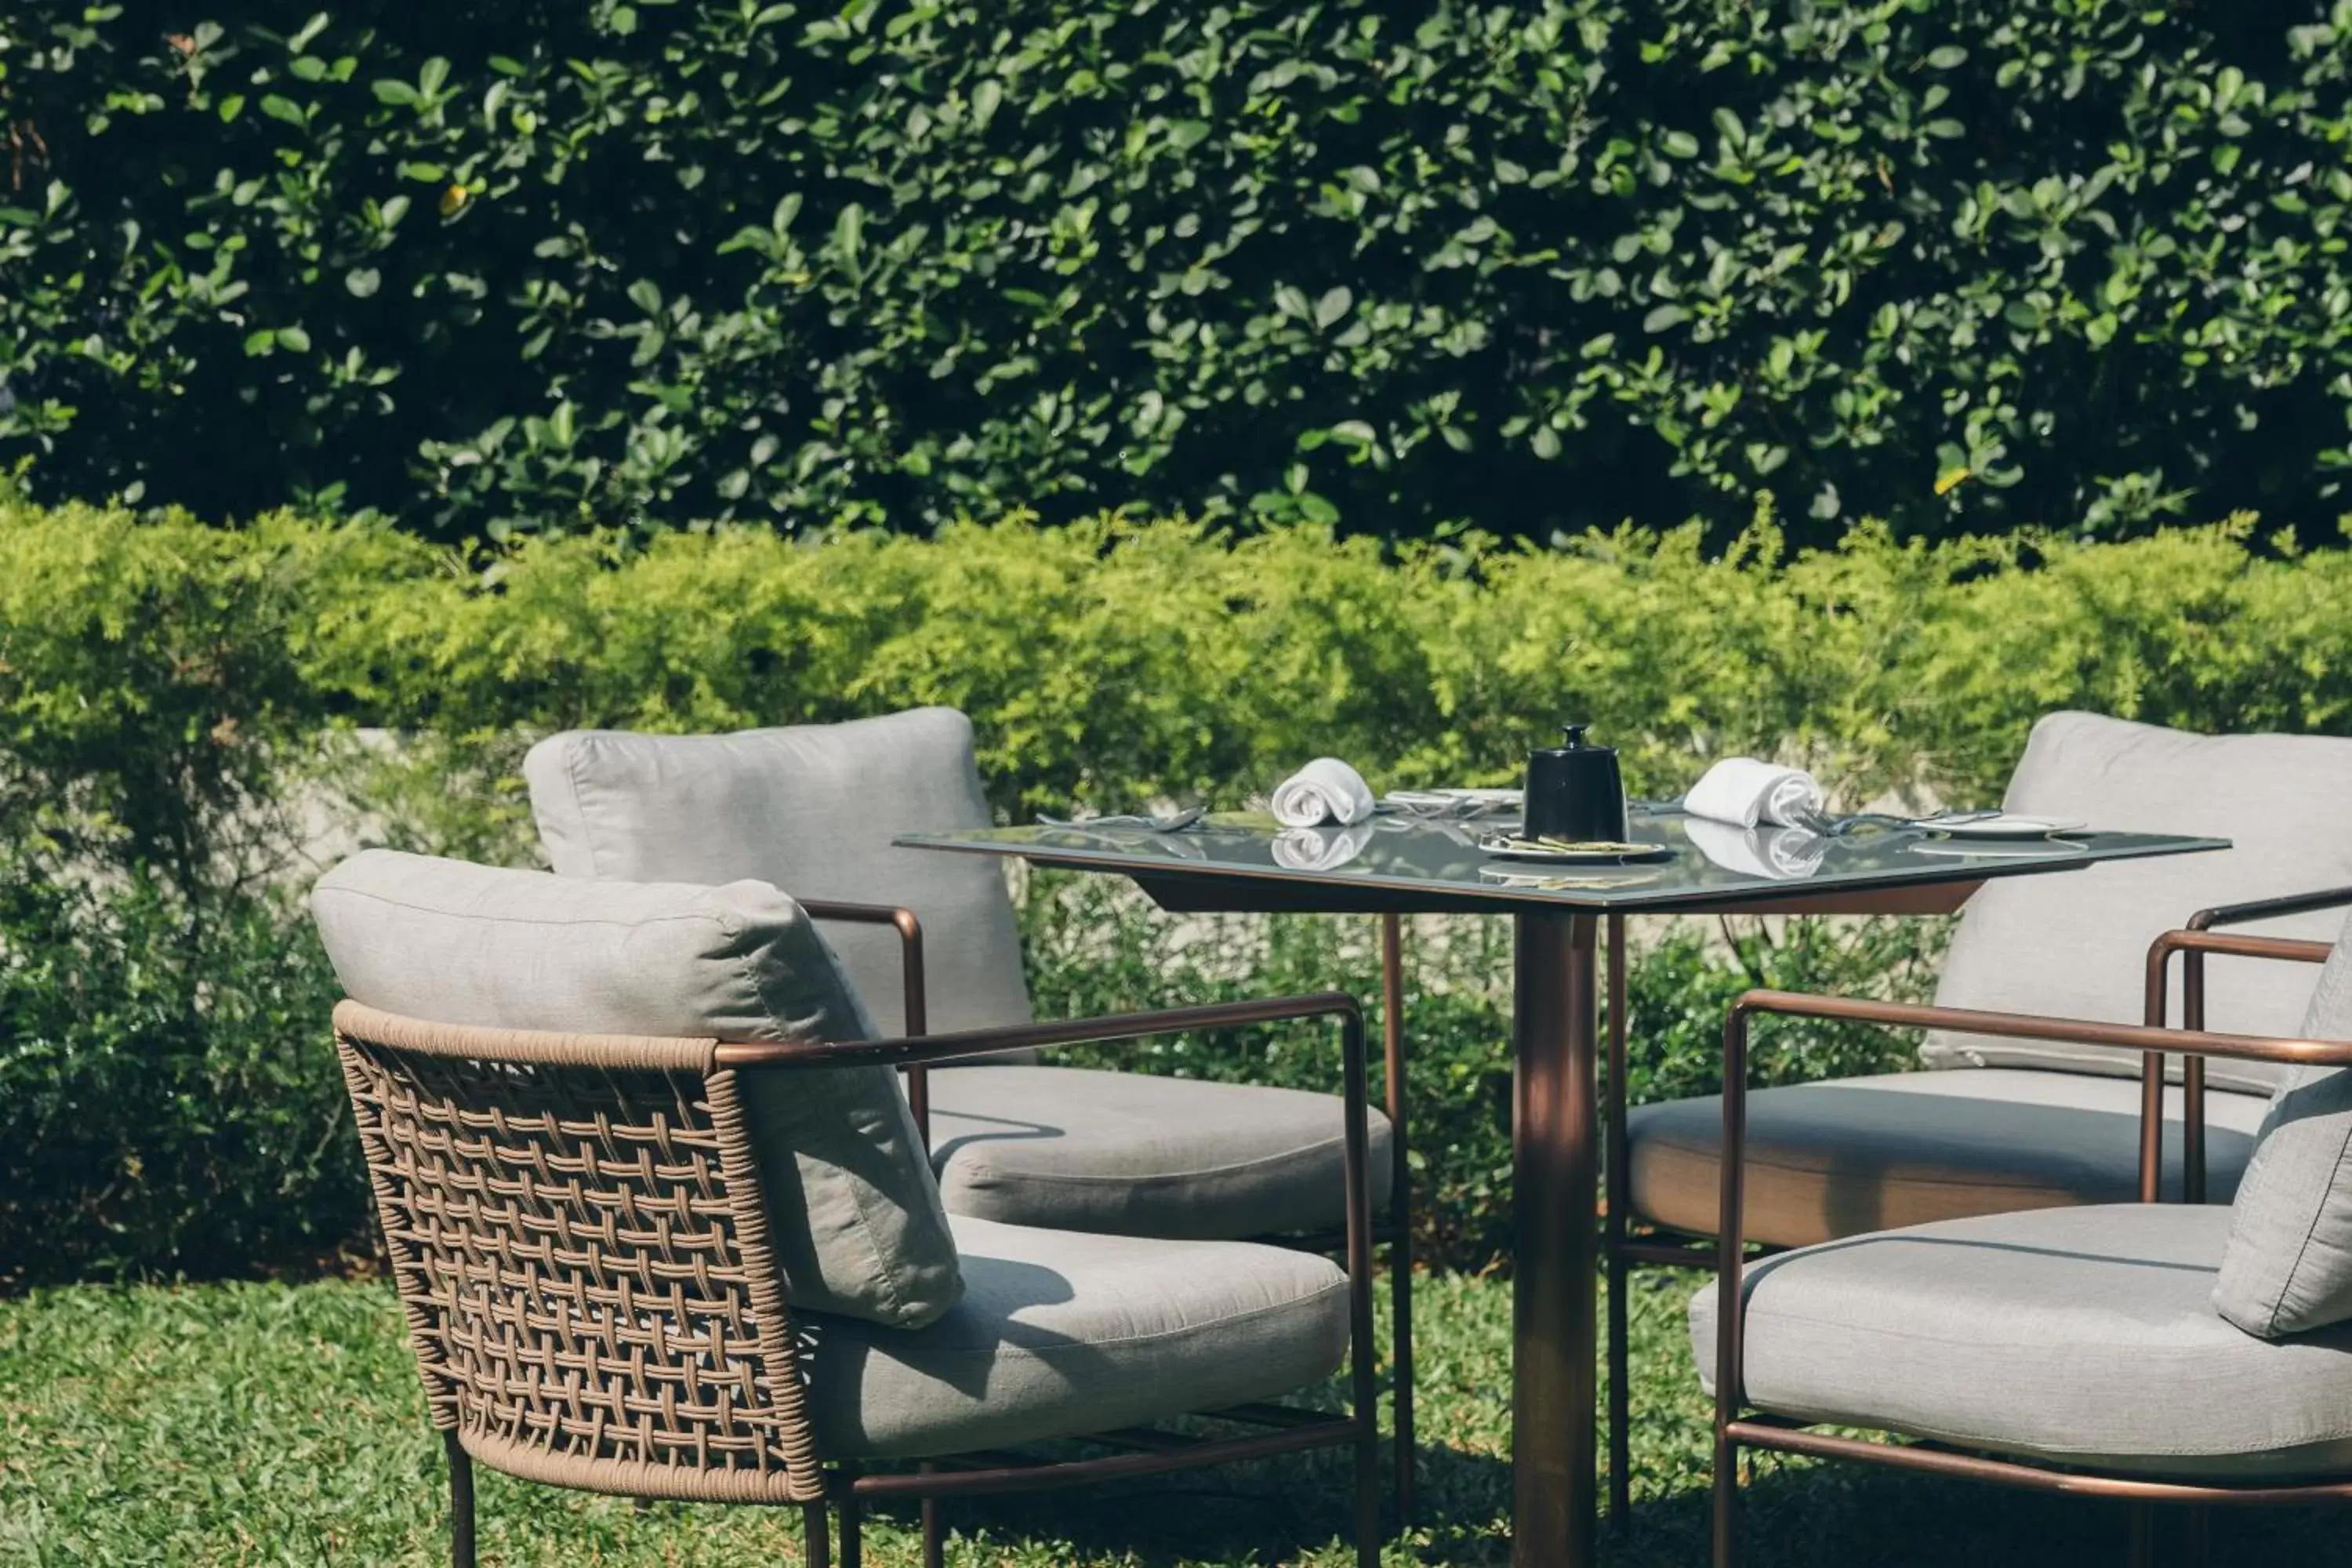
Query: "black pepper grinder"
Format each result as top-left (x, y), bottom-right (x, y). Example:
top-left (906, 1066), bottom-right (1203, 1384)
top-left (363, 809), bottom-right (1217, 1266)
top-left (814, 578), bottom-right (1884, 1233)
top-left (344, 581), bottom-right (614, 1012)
top-left (1523, 723), bottom-right (1628, 842)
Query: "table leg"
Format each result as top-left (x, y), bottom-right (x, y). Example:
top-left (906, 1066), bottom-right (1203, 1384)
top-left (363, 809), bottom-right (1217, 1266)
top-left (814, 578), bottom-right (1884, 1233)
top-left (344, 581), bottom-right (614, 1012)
top-left (1513, 909), bottom-right (1599, 1568)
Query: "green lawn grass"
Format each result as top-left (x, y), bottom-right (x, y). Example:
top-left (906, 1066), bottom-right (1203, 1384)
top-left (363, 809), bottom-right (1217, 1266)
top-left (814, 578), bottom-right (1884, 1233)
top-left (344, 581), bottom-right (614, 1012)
top-left (2, 1269), bottom-right (2344, 1566)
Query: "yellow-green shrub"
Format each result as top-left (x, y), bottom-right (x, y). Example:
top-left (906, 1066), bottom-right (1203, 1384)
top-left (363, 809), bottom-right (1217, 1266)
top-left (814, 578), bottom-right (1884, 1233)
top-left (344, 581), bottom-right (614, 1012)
top-left (8, 489), bottom-right (2350, 1279)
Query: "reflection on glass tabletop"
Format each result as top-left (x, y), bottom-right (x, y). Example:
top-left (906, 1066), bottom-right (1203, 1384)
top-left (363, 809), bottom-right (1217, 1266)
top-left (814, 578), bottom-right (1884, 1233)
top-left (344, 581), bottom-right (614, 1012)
top-left (895, 808), bottom-right (2228, 912)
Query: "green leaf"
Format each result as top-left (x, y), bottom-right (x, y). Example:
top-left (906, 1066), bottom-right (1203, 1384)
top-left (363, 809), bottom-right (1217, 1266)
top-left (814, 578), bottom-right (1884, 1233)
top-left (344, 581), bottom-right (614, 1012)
top-left (627, 279), bottom-right (662, 315)
top-left (1642, 303), bottom-right (1690, 332)
top-left (1314, 287), bottom-right (1352, 328)
top-left (1926, 45), bottom-right (1969, 70)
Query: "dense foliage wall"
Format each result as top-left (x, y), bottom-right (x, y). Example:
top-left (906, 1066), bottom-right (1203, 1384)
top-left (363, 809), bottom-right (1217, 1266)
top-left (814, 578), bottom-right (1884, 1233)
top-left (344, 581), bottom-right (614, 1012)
top-left (5, 488), bottom-right (2350, 1280)
top-left (7, 2), bottom-right (2352, 545)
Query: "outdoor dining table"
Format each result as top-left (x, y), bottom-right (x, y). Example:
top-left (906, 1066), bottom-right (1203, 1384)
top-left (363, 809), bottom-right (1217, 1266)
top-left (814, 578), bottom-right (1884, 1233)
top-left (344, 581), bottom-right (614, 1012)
top-left (896, 808), bottom-right (2227, 1568)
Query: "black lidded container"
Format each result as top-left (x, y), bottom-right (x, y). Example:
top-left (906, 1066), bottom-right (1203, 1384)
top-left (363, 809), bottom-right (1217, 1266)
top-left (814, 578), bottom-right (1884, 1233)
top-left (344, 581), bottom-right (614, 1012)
top-left (1523, 723), bottom-right (1628, 843)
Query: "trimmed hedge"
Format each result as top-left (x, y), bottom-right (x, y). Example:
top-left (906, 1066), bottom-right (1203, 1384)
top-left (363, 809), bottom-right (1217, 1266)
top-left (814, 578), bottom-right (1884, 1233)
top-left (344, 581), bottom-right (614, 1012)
top-left (6, 489), bottom-right (2351, 1279)
top-left (11, 485), bottom-right (2352, 866)
top-left (7, 2), bottom-right (2352, 543)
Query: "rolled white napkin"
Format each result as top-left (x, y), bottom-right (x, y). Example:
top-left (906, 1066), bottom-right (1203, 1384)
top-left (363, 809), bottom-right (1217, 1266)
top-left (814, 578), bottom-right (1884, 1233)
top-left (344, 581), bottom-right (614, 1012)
top-left (1684, 818), bottom-right (1828, 881)
top-left (1682, 757), bottom-right (1825, 830)
top-left (1270, 757), bottom-right (1377, 829)
top-left (1272, 822), bottom-right (1377, 873)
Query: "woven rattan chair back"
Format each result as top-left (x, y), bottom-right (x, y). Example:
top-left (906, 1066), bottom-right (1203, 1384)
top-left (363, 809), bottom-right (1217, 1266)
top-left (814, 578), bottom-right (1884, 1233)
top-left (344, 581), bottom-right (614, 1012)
top-left (332, 1000), bottom-right (824, 1505)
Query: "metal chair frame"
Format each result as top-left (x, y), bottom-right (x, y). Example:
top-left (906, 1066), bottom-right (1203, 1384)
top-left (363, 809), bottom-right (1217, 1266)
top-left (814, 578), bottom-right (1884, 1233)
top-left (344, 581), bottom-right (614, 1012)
top-left (1601, 884), bottom-right (2352, 1526)
top-left (1708, 924), bottom-right (2352, 1567)
top-left (804, 897), bottom-right (1420, 1543)
top-left (333, 990), bottom-right (1381, 1568)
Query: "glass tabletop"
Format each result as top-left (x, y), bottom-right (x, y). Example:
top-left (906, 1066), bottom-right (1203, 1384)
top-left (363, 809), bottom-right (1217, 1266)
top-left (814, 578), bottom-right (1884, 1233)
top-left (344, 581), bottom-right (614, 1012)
top-left (896, 808), bottom-right (2228, 913)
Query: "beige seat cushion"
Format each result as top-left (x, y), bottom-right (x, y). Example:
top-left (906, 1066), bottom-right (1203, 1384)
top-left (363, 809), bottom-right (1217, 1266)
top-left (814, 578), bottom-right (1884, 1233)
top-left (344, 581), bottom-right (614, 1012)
top-left (802, 1214), bottom-right (1349, 1458)
top-left (927, 1065), bottom-right (1394, 1239)
top-left (1691, 1204), bottom-right (2352, 1479)
top-left (1923, 712), bottom-right (2352, 1094)
top-left (1628, 1068), bottom-right (2271, 1248)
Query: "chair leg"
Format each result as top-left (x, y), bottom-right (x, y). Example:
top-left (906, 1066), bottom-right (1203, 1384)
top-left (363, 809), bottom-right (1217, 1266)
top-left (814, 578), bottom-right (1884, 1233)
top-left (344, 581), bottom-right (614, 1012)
top-left (840, 1488), bottom-right (864, 1568)
top-left (920, 1493), bottom-right (945, 1568)
top-left (1711, 1431), bottom-right (1740, 1568)
top-left (1605, 912), bottom-right (1633, 1529)
top-left (801, 1501), bottom-right (832, 1568)
top-left (2186, 1503), bottom-right (2211, 1568)
top-left (442, 1430), bottom-right (475, 1568)
top-left (1378, 911), bottom-right (1417, 1529)
top-left (1388, 1230), bottom-right (1415, 1530)
top-left (1356, 1410), bottom-right (1381, 1568)
top-left (1606, 1240), bottom-right (1632, 1526)
top-left (2126, 1501), bottom-right (2154, 1568)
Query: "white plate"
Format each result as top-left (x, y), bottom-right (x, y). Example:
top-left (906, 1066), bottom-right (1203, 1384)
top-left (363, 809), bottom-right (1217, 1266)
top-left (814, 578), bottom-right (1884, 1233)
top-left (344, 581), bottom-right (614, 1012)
top-left (1479, 834), bottom-right (1673, 865)
top-left (1907, 839), bottom-right (2083, 860)
top-left (1480, 866), bottom-right (1665, 889)
top-left (1924, 814), bottom-right (2086, 839)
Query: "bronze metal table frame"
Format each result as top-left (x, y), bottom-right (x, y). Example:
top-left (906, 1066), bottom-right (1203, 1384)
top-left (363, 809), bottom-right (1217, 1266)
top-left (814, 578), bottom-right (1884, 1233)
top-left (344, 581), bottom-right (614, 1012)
top-left (900, 831), bottom-right (2224, 1568)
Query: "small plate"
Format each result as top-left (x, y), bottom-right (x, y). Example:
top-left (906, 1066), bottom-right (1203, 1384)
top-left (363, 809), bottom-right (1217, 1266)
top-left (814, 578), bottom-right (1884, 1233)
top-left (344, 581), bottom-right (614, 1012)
top-left (1480, 833), bottom-right (1674, 864)
top-left (1480, 866), bottom-right (1665, 890)
top-left (1923, 814), bottom-right (2087, 840)
top-left (1907, 839), bottom-right (2083, 860)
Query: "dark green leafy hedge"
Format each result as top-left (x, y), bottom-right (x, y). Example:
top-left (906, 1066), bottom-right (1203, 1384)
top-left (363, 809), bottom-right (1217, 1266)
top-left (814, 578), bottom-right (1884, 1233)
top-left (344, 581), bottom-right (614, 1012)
top-left (7, 2), bottom-right (2352, 543)
top-left (0, 865), bottom-right (358, 1287)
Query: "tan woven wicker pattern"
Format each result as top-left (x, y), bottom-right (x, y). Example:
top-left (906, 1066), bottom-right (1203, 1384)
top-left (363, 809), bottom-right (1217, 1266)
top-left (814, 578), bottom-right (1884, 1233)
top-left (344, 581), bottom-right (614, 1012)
top-left (334, 1004), bottom-right (824, 1504)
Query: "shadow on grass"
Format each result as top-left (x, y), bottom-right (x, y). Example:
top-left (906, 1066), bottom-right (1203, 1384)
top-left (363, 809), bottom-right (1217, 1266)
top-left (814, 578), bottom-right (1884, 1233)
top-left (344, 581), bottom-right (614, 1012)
top-left (858, 1437), bottom-right (2352, 1567)
top-left (855, 1432), bottom-right (1515, 1566)
top-left (1615, 1452), bottom-right (2352, 1568)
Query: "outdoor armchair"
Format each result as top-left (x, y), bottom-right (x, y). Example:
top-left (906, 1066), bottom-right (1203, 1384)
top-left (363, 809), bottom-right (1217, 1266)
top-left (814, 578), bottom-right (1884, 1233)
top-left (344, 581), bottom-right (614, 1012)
top-left (310, 851), bottom-right (1381, 1568)
top-left (1697, 914), bottom-right (2352, 1567)
top-left (1599, 714), bottom-right (2352, 1512)
top-left (1624, 713), bottom-right (2352, 1253)
top-left (523, 706), bottom-right (1419, 1510)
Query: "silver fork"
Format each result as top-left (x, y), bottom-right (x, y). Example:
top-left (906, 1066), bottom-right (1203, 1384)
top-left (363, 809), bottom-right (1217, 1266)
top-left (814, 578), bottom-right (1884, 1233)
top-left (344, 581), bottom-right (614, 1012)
top-left (1793, 808), bottom-right (2002, 837)
top-left (1036, 807), bottom-right (1207, 833)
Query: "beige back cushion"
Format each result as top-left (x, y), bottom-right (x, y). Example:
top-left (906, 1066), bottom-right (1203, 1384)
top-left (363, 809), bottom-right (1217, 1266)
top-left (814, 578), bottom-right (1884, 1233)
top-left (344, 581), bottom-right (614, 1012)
top-left (309, 849), bottom-right (963, 1328)
top-left (2213, 910), bottom-right (2352, 1338)
top-left (525, 708), bottom-right (1033, 1039)
top-left (1923, 713), bottom-right (2352, 1094)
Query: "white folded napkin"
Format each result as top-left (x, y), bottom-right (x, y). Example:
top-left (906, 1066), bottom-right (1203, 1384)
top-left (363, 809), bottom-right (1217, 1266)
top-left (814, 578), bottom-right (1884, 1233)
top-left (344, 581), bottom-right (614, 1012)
top-left (1683, 818), bottom-right (1828, 881)
top-left (1682, 757), bottom-right (1825, 829)
top-left (1272, 822), bottom-right (1377, 873)
top-left (1270, 757), bottom-right (1377, 829)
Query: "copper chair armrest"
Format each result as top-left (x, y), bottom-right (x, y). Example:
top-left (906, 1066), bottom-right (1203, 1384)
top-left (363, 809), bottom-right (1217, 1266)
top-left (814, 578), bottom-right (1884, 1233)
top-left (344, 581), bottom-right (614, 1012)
top-left (2145, 925), bottom-right (2337, 1203)
top-left (2144, 927), bottom-right (2333, 1018)
top-left (715, 992), bottom-right (1363, 1072)
top-left (1725, 989), bottom-right (2352, 1073)
top-left (797, 899), bottom-right (927, 1037)
top-left (796, 898), bottom-right (931, 1135)
top-left (2188, 884), bottom-right (2352, 931)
